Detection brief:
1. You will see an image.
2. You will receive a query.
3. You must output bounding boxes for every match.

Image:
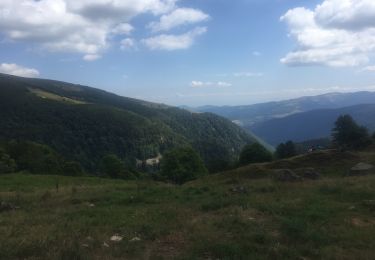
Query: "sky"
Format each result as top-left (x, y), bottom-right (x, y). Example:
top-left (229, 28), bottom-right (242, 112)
top-left (1, 0), bottom-right (375, 106)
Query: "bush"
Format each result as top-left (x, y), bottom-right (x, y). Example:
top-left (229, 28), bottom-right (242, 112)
top-left (62, 161), bottom-right (85, 176)
top-left (5, 141), bottom-right (62, 175)
top-left (0, 148), bottom-right (17, 174)
top-left (239, 143), bottom-right (273, 166)
top-left (99, 154), bottom-right (134, 179)
top-left (159, 147), bottom-right (208, 184)
top-left (332, 115), bottom-right (372, 149)
top-left (275, 140), bottom-right (297, 159)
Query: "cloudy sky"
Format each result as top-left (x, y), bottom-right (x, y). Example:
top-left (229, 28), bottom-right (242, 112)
top-left (1, 0), bottom-right (375, 106)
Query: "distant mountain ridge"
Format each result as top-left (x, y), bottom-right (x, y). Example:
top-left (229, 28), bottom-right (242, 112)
top-left (251, 104), bottom-right (375, 145)
top-left (0, 73), bottom-right (257, 172)
top-left (195, 91), bottom-right (375, 126)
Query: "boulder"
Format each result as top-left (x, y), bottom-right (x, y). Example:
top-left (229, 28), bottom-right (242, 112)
top-left (273, 169), bottom-right (302, 182)
top-left (110, 235), bottom-right (123, 242)
top-left (349, 163), bottom-right (374, 176)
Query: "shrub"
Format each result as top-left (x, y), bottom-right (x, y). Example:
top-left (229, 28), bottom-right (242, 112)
top-left (239, 143), bottom-right (273, 166)
top-left (5, 141), bottom-right (62, 175)
top-left (275, 140), bottom-right (297, 159)
top-left (332, 115), bottom-right (372, 149)
top-left (159, 147), bottom-right (208, 184)
top-left (99, 154), bottom-right (134, 179)
top-left (0, 148), bottom-right (17, 174)
top-left (62, 161), bottom-right (85, 176)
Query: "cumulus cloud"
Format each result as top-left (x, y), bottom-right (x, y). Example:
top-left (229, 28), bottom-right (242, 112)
top-left (83, 54), bottom-right (101, 61)
top-left (190, 81), bottom-right (232, 88)
top-left (281, 0), bottom-right (375, 67)
top-left (0, 63), bottom-right (40, 77)
top-left (142, 27), bottom-right (207, 50)
top-left (0, 0), bottom-right (207, 60)
top-left (111, 23), bottom-right (134, 35)
top-left (120, 38), bottom-right (136, 50)
top-left (362, 65), bottom-right (375, 72)
top-left (148, 8), bottom-right (209, 32)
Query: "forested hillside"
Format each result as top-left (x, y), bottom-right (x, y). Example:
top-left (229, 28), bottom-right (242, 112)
top-left (0, 73), bottom-right (256, 172)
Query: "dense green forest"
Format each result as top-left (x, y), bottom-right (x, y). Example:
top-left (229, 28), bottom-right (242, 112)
top-left (0, 73), bottom-right (256, 173)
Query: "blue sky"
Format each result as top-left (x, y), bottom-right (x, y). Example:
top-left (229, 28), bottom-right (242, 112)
top-left (1, 0), bottom-right (375, 106)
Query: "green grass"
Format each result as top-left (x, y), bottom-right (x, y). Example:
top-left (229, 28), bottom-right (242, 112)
top-left (1, 150), bottom-right (375, 259)
top-left (29, 88), bottom-right (88, 105)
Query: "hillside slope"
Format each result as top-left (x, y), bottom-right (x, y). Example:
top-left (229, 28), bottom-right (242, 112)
top-left (1, 148), bottom-right (375, 259)
top-left (0, 73), bottom-right (256, 171)
top-left (250, 104), bottom-right (375, 145)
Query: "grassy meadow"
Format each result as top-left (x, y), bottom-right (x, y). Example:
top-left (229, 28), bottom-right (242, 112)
top-left (1, 149), bottom-right (375, 259)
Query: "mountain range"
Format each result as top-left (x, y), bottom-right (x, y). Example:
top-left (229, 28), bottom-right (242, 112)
top-left (194, 92), bottom-right (375, 146)
top-left (251, 104), bottom-right (375, 145)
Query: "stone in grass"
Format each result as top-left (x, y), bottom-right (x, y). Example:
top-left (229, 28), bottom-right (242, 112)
top-left (110, 235), bottom-right (123, 242)
top-left (230, 186), bottom-right (248, 194)
top-left (349, 163), bottom-right (374, 176)
top-left (273, 169), bottom-right (302, 182)
top-left (129, 237), bottom-right (141, 242)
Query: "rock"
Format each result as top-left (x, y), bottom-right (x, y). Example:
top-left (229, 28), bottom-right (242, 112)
top-left (296, 168), bottom-right (320, 180)
top-left (81, 243), bottom-right (90, 248)
top-left (103, 242), bottom-right (110, 248)
top-left (129, 237), bottom-right (141, 242)
top-left (86, 202), bottom-right (95, 207)
top-left (273, 169), bottom-right (302, 182)
top-left (110, 235), bottom-right (123, 242)
top-left (350, 163), bottom-right (374, 176)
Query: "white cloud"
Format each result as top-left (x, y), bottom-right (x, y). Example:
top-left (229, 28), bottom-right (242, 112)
top-left (83, 54), bottom-right (101, 61)
top-left (233, 72), bottom-right (263, 77)
top-left (0, 63), bottom-right (40, 77)
top-left (217, 81), bottom-right (232, 87)
top-left (281, 0), bottom-right (375, 67)
top-left (190, 80), bottom-right (232, 88)
top-left (111, 23), bottom-right (134, 35)
top-left (142, 27), bottom-right (207, 50)
top-left (64, 0), bottom-right (178, 22)
top-left (0, 0), bottom-right (207, 59)
top-left (191, 81), bottom-right (211, 87)
top-left (315, 0), bottom-right (375, 30)
top-left (120, 38), bottom-right (136, 50)
top-left (148, 8), bottom-right (209, 32)
top-left (362, 65), bottom-right (375, 71)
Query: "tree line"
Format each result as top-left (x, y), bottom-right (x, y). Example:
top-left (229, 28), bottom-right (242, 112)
top-left (1, 114), bottom-right (374, 185)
